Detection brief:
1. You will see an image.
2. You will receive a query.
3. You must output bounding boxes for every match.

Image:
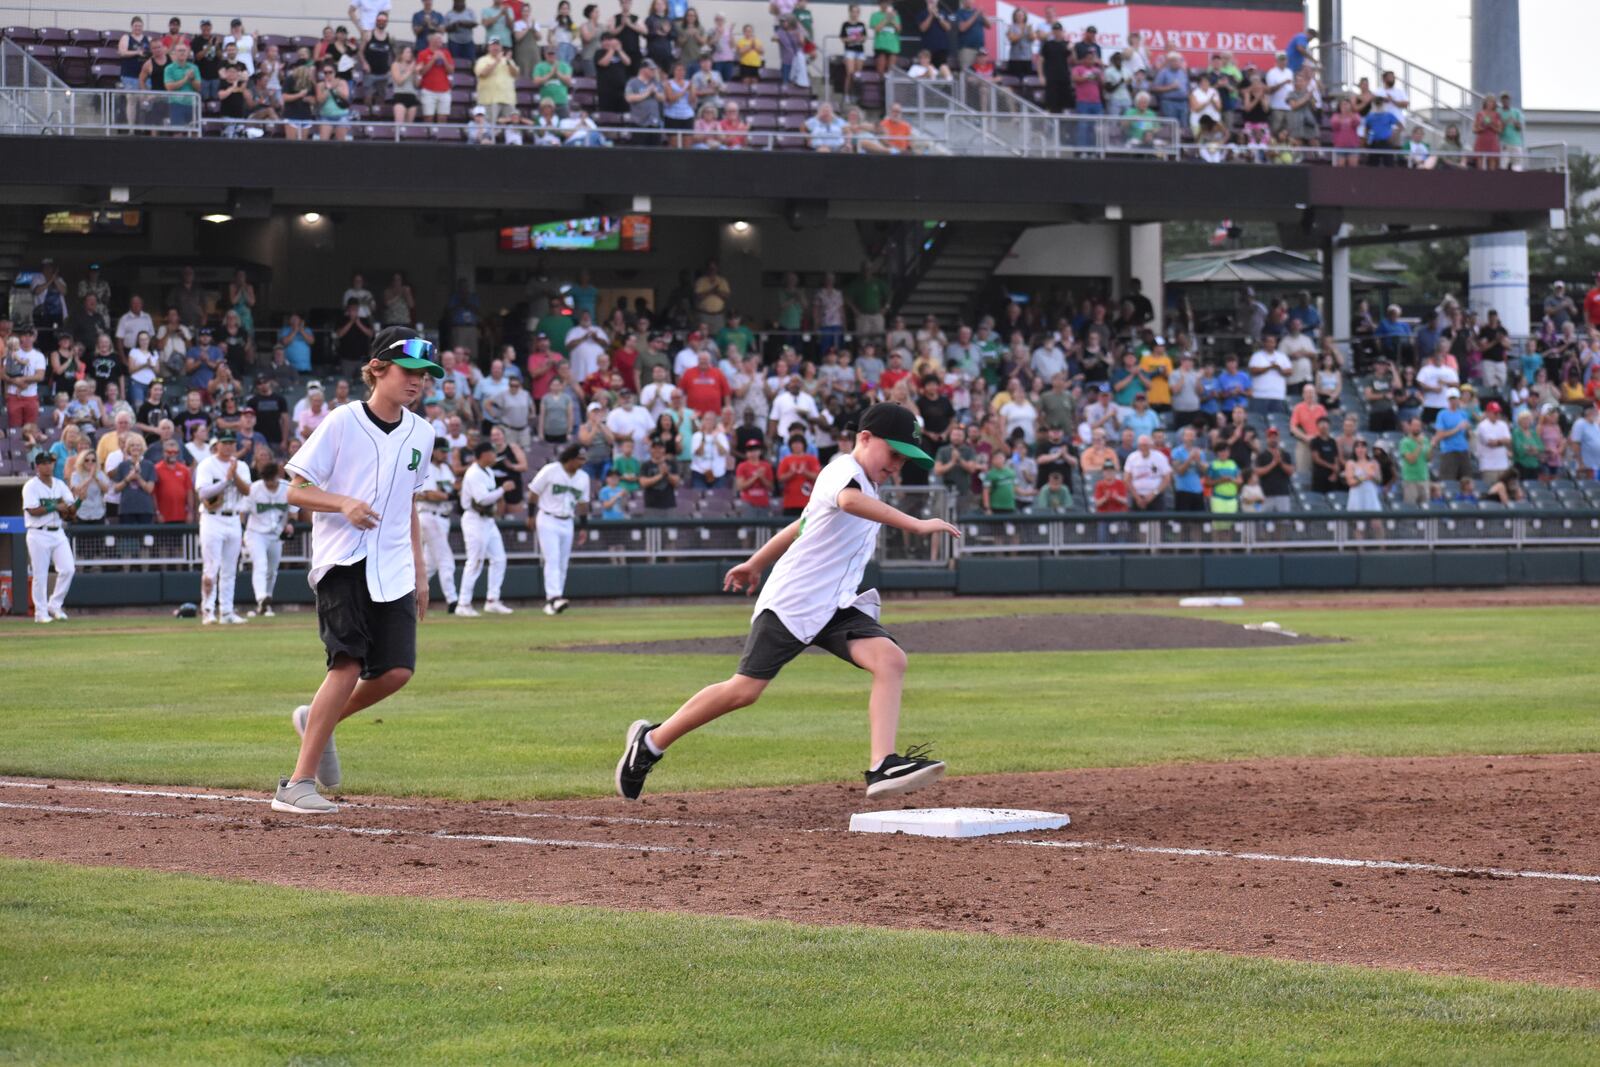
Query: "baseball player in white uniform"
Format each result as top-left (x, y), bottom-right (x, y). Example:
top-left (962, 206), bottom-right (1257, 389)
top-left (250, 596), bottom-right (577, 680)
top-left (417, 437), bottom-right (460, 611)
top-left (195, 429), bottom-right (252, 625)
top-left (527, 442), bottom-right (591, 615)
top-left (22, 449), bottom-right (81, 623)
top-left (272, 326), bottom-right (443, 815)
top-left (244, 461), bottom-right (292, 617)
top-left (456, 440), bottom-right (515, 616)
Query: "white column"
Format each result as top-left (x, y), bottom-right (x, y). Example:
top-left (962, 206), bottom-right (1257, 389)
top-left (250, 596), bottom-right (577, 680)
top-left (1468, 232), bottom-right (1531, 337)
top-left (1330, 230), bottom-right (1351, 343)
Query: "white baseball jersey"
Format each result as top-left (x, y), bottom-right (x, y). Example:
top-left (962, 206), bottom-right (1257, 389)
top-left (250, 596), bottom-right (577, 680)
top-left (195, 454), bottom-right (252, 516)
top-left (460, 461), bottom-right (508, 516)
top-left (420, 461), bottom-right (458, 516)
top-left (22, 474), bottom-right (74, 527)
top-left (752, 453), bottom-right (882, 644)
top-left (529, 462), bottom-right (590, 520)
top-left (285, 402), bottom-right (433, 602)
top-left (245, 480), bottom-right (291, 537)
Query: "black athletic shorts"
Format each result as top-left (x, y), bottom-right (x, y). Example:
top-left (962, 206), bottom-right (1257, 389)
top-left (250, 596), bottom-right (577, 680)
top-left (316, 562), bottom-right (417, 679)
top-left (736, 607), bottom-right (896, 680)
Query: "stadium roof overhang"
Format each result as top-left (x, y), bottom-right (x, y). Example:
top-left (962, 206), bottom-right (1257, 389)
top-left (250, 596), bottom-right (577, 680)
top-left (0, 136), bottom-right (1565, 237)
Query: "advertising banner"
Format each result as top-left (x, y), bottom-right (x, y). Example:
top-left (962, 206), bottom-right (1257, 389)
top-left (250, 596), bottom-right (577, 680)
top-left (983, 2), bottom-right (1306, 71)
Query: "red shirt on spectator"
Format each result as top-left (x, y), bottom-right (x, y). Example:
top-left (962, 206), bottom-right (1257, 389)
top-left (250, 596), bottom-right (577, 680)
top-left (679, 365), bottom-right (730, 415)
top-left (611, 342), bottom-right (639, 393)
top-left (1586, 282), bottom-right (1600, 329)
top-left (525, 351), bottom-right (563, 400)
top-left (1093, 477), bottom-right (1129, 513)
top-left (736, 458), bottom-right (775, 507)
top-left (153, 458), bottom-right (194, 522)
top-left (879, 368), bottom-right (911, 395)
top-left (778, 451), bottom-right (821, 510)
top-left (582, 370), bottom-right (611, 399)
top-left (418, 47), bottom-right (454, 93)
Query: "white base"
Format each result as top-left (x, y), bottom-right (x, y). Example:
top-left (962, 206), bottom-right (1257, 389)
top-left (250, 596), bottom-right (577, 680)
top-left (1178, 596), bottom-right (1244, 608)
top-left (848, 807), bottom-right (1071, 839)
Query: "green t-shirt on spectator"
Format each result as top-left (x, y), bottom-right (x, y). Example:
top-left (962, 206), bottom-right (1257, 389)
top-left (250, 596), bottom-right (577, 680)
top-left (983, 466), bottom-right (1016, 510)
top-left (636, 348), bottom-right (672, 384)
top-left (1511, 424), bottom-right (1540, 468)
top-left (612, 454), bottom-right (641, 491)
top-left (846, 276), bottom-right (890, 316)
top-left (716, 324), bottom-right (755, 356)
top-left (1038, 390), bottom-right (1075, 431)
top-left (164, 60), bottom-right (200, 98)
top-left (1398, 436), bottom-right (1431, 482)
top-left (869, 9), bottom-right (901, 54)
top-left (1208, 458), bottom-right (1240, 498)
top-left (537, 312), bottom-right (573, 355)
top-left (1125, 105), bottom-right (1160, 141)
top-left (533, 60), bottom-right (571, 106)
top-left (1035, 484), bottom-right (1071, 511)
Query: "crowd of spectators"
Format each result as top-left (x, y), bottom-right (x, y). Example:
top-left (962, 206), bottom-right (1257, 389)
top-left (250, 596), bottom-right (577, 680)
top-left (10, 255), bottom-right (1600, 535)
top-left (14, 8), bottom-right (1534, 166)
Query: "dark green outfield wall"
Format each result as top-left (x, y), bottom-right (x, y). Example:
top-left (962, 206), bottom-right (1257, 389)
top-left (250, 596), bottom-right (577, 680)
top-left (29, 549), bottom-right (1598, 611)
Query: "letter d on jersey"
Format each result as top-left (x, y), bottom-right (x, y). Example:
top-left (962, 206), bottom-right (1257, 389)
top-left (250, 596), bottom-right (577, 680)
top-left (407, 448), bottom-right (421, 471)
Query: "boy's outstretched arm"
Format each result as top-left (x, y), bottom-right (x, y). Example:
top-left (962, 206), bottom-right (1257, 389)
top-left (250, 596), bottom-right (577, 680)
top-left (839, 488), bottom-right (962, 540)
top-left (724, 520), bottom-right (801, 594)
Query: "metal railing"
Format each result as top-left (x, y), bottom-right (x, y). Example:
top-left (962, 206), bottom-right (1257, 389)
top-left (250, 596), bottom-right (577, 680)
top-left (0, 82), bottom-right (198, 134)
top-left (0, 78), bottom-right (1567, 175)
top-left (1322, 36), bottom-right (1487, 142)
top-left (61, 507), bottom-right (1600, 572)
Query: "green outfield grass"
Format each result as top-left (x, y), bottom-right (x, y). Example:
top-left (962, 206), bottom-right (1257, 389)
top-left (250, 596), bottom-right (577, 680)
top-left (0, 598), bottom-right (1593, 799)
top-left (4, 859), bottom-right (1598, 1066)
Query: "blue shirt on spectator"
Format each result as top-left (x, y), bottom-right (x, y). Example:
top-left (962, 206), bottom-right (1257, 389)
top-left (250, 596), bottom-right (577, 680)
top-left (1435, 408), bottom-right (1472, 453)
top-left (1361, 110), bottom-right (1401, 147)
top-left (1216, 369), bottom-right (1252, 412)
top-left (413, 5), bottom-right (446, 44)
top-left (1123, 407), bottom-right (1160, 439)
top-left (1171, 444), bottom-right (1204, 493)
top-left (1376, 316), bottom-right (1412, 341)
top-left (1288, 303), bottom-right (1321, 334)
top-left (1287, 32), bottom-right (1312, 73)
top-left (598, 483), bottom-right (628, 518)
top-left (1414, 322), bottom-right (1439, 361)
top-left (1573, 418), bottom-right (1600, 471)
top-left (955, 7), bottom-right (985, 50)
top-left (278, 325), bottom-right (313, 372)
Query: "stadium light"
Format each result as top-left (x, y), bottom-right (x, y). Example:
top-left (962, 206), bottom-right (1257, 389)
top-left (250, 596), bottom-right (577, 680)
top-left (730, 220), bottom-right (751, 235)
top-left (301, 212), bottom-right (323, 224)
top-left (201, 213), bottom-right (233, 224)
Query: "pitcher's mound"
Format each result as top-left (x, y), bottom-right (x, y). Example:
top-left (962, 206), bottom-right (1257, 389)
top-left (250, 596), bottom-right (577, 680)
top-left (569, 613), bottom-right (1335, 655)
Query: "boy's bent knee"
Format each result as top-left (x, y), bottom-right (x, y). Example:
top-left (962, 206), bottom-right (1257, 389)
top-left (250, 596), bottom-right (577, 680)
top-left (378, 667), bottom-right (414, 689)
top-left (726, 674), bottom-right (768, 707)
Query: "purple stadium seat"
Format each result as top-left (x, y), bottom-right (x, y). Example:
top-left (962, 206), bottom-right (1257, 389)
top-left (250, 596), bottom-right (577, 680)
top-left (400, 123), bottom-right (433, 141)
top-left (290, 35), bottom-right (318, 51)
top-left (778, 112), bottom-right (806, 130)
top-left (56, 45), bottom-right (91, 85)
top-left (258, 34), bottom-right (291, 51)
top-left (449, 72), bottom-right (474, 90)
top-left (571, 75), bottom-right (596, 91)
top-left (24, 43), bottom-right (59, 71)
top-left (747, 113), bottom-right (777, 131)
top-left (722, 82), bottom-right (751, 98)
top-left (36, 27), bottom-right (70, 44)
top-left (776, 134), bottom-right (806, 149)
top-left (777, 83), bottom-right (810, 98)
top-left (93, 45), bottom-right (120, 61)
top-left (2, 26), bottom-right (35, 41)
top-left (70, 28), bottom-right (108, 45)
top-left (515, 87), bottom-right (535, 108)
top-left (757, 66), bottom-right (781, 82)
top-left (433, 125), bottom-right (464, 141)
top-left (752, 81), bottom-right (780, 97)
top-left (572, 89), bottom-right (596, 108)
top-left (777, 97), bottom-right (809, 113)
top-left (90, 62), bottom-right (120, 88)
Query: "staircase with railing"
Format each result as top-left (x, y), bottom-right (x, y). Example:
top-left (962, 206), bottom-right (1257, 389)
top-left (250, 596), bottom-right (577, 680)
top-left (1322, 36), bottom-right (1488, 141)
top-left (886, 219), bottom-right (1025, 327)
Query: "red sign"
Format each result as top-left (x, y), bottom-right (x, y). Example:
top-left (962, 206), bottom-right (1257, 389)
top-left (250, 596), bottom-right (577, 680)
top-left (983, 2), bottom-right (1306, 71)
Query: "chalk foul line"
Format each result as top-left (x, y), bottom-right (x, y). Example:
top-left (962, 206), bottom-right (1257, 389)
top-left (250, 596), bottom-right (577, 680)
top-left (0, 800), bottom-right (715, 856)
top-left (1008, 839), bottom-right (1600, 885)
top-left (0, 780), bottom-right (714, 828)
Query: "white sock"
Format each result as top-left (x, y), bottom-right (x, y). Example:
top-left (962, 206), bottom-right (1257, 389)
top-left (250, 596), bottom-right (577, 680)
top-left (869, 755), bottom-right (890, 773)
top-left (644, 731), bottom-right (665, 757)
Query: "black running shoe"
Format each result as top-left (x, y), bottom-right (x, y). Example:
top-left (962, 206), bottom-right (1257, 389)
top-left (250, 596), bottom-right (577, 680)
top-left (615, 719), bottom-right (662, 800)
top-left (864, 744), bottom-right (946, 798)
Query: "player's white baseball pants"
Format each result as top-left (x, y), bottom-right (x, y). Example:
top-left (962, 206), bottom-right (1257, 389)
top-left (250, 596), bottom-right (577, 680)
top-left (245, 530), bottom-right (282, 604)
top-left (458, 511), bottom-right (505, 606)
top-left (200, 514), bottom-right (243, 616)
top-left (420, 512), bottom-right (458, 602)
top-left (536, 514), bottom-right (574, 599)
top-left (27, 528), bottom-right (74, 621)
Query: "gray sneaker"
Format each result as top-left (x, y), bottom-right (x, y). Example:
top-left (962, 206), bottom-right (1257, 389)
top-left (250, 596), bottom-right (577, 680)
top-left (271, 777), bottom-right (338, 814)
top-left (291, 704), bottom-right (341, 790)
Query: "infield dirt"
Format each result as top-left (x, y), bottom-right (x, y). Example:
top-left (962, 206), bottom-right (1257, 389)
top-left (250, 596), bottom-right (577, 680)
top-left (3, 753), bottom-right (1596, 989)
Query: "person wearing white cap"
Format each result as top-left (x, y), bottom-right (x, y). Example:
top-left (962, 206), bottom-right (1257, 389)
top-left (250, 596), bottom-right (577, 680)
top-left (1430, 387), bottom-right (1473, 485)
top-left (22, 449), bottom-right (81, 623)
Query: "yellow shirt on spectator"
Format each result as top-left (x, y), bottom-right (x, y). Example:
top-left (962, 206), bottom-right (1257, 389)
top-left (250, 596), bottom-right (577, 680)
top-left (474, 53), bottom-right (519, 106)
top-left (1140, 351), bottom-right (1174, 406)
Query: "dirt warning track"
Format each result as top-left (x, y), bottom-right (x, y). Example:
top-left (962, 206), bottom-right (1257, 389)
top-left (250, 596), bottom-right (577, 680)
top-left (3, 753), bottom-right (1597, 989)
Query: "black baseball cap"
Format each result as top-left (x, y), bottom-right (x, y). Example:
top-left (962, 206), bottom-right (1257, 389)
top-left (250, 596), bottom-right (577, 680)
top-left (857, 402), bottom-right (933, 470)
top-left (371, 326), bottom-right (444, 378)
top-left (32, 449), bottom-right (54, 465)
top-left (433, 437), bottom-right (450, 452)
top-left (215, 429), bottom-right (238, 444)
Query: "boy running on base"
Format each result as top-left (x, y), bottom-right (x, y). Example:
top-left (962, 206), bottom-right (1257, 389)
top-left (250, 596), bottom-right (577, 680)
top-left (616, 403), bottom-right (960, 801)
top-left (272, 326), bottom-right (443, 814)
